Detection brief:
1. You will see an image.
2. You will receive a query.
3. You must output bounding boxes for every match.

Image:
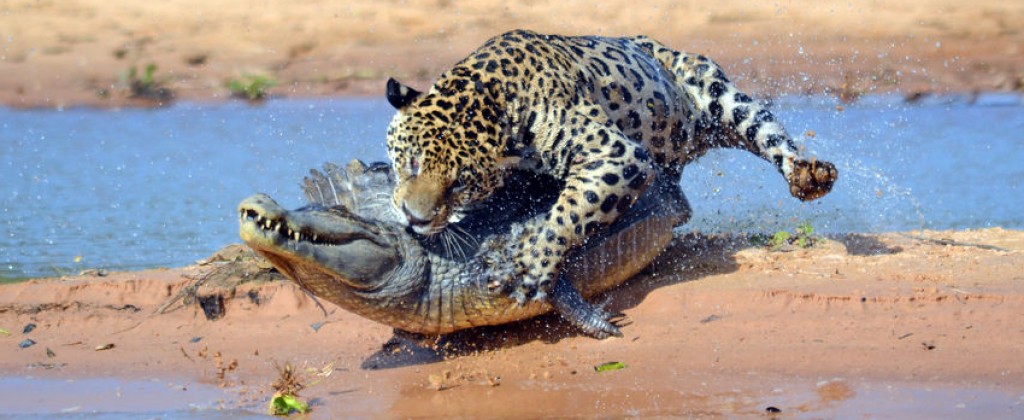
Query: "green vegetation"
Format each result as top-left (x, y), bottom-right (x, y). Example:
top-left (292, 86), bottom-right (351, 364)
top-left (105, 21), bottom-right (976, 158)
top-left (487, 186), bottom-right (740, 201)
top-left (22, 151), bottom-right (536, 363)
top-left (268, 362), bottom-right (309, 416)
top-left (226, 74), bottom-right (277, 102)
top-left (122, 62), bottom-right (174, 103)
top-left (269, 393), bottom-right (309, 416)
top-left (750, 221), bottom-right (820, 250)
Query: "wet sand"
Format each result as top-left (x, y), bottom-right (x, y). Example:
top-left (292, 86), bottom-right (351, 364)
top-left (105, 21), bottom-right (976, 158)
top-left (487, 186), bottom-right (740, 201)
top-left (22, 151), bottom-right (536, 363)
top-left (1, 0), bottom-right (1022, 108)
top-left (2, 229), bottom-right (1022, 416)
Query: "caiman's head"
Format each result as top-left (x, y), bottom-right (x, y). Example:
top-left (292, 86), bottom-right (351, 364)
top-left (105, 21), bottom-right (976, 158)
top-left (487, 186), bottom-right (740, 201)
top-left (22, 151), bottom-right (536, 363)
top-left (238, 194), bottom-right (401, 295)
top-left (384, 75), bottom-right (504, 236)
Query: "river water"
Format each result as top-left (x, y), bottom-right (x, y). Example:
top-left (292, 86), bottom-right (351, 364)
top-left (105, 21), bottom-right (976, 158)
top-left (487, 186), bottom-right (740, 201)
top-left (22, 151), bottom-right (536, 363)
top-left (2, 94), bottom-right (1022, 280)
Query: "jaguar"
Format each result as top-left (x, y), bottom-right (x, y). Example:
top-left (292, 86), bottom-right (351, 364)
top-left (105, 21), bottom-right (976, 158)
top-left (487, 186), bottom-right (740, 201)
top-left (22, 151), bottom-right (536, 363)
top-left (384, 29), bottom-right (837, 336)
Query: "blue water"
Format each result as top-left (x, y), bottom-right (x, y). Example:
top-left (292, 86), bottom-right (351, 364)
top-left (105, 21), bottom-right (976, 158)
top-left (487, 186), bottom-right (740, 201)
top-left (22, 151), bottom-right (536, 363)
top-left (2, 95), bottom-right (1022, 280)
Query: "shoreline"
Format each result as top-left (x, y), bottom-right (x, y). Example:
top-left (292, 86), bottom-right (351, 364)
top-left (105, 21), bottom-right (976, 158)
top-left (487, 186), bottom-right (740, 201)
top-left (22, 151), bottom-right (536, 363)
top-left (2, 89), bottom-right (1023, 112)
top-left (2, 228), bottom-right (1023, 416)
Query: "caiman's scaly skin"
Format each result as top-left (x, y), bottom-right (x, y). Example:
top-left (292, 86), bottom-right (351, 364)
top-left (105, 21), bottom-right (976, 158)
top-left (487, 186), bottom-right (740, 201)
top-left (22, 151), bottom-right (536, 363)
top-left (239, 160), bottom-right (689, 338)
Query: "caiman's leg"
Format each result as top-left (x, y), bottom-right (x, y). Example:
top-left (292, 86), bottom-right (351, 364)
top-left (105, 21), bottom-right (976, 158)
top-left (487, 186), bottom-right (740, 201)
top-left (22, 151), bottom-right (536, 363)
top-left (636, 37), bottom-right (838, 200)
top-left (550, 272), bottom-right (625, 338)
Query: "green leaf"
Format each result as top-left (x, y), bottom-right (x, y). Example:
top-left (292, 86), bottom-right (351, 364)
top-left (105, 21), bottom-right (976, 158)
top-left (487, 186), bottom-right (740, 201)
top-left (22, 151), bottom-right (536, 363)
top-left (797, 221), bottom-right (815, 236)
top-left (143, 63), bottom-right (158, 85)
top-left (771, 231), bottom-right (791, 246)
top-left (594, 361), bottom-right (626, 372)
top-left (0, 328), bottom-right (9, 336)
top-left (226, 74), bottom-right (277, 101)
top-left (269, 393), bottom-right (309, 416)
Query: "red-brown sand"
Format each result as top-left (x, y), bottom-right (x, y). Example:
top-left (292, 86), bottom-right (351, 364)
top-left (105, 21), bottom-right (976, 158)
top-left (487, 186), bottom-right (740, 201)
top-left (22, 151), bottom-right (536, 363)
top-left (2, 229), bottom-right (1023, 416)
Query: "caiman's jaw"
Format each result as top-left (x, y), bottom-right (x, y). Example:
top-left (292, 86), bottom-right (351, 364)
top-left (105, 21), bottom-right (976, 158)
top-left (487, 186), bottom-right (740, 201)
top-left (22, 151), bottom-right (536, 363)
top-left (238, 194), bottom-right (400, 293)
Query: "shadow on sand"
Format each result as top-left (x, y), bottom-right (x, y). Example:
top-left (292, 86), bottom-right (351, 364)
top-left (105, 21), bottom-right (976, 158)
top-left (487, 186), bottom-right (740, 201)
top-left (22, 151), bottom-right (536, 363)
top-left (829, 233), bottom-right (903, 256)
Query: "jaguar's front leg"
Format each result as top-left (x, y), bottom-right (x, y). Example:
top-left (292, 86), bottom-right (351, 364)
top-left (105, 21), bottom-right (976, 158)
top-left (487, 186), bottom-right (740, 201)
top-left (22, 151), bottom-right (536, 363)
top-left (510, 121), bottom-right (655, 311)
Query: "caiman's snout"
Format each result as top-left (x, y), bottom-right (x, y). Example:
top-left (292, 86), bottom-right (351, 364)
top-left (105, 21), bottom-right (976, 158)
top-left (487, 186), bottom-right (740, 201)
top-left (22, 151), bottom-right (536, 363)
top-left (238, 194), bottom-right (287, 243)
top-left (238, 193), bottom-right (401, 292)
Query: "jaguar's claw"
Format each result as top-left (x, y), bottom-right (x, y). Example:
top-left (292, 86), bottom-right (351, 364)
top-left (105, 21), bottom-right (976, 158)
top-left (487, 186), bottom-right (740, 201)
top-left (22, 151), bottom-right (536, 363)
top-left (788, 159), bottom-right (838, 201)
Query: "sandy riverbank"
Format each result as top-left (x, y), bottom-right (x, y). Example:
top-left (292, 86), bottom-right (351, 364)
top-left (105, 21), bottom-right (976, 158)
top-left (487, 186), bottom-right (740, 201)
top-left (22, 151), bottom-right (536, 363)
top-left (2, 229), bottom-right (1022, 416)
top-left (1, 0), bottom-right (1022, 108)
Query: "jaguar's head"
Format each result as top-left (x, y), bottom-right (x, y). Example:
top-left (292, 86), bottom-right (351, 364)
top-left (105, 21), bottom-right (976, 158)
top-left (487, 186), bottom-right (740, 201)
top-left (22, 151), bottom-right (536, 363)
top-left (384, 77), bottom-right (500, 236)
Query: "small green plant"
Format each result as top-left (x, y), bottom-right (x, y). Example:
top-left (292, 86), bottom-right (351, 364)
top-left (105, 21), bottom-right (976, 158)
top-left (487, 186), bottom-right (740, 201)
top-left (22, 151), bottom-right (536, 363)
top-left (129, 63), bottom-right (156, 91)
top-left (269, 394), bottom-right (309, 416)
top-left (794, 221), bottom-right (815, 248)
top-left (268, 362), bottom-right (309, 416)
top-left (122, 62), bottom-right (173, 103)
top-left (750, 221), bottom-right (819, 250)
top-left (227, 74), bottom-right (277, 101)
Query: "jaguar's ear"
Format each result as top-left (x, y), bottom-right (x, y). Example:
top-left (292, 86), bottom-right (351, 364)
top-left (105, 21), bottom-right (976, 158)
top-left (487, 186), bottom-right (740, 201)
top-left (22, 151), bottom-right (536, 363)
top-left (386, 78), bottom-right (422, 110)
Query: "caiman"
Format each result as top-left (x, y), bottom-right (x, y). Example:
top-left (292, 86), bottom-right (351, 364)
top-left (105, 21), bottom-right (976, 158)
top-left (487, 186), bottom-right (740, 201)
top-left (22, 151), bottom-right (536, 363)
top-left (238, 160), bottom-right (689, 338)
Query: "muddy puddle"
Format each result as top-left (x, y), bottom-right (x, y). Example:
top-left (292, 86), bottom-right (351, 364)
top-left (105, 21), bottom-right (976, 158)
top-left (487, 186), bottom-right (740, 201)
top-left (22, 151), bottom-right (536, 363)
top-left (0, 376), bottom-right (261, 418)
top-left (333, 374), bottom-right (1024, 417)
top-left (759, 379), bottom-right (1022, 418)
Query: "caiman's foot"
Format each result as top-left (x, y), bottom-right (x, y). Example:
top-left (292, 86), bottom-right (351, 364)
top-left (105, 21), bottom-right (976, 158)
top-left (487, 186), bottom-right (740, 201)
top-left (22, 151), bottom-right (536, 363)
top-left (549, 274), bottom-right (624, 339)
top-left (788, 159), bottom-right (838, 201)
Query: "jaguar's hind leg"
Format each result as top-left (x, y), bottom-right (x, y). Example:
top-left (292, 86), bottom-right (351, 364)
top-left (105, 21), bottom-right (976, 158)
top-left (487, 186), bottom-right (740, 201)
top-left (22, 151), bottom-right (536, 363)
top-left (635, 37), bottom-right (838, 200)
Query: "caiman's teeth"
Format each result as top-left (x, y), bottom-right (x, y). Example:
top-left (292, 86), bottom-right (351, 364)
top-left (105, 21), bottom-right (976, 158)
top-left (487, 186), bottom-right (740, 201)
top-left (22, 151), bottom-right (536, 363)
top-left (294, 231), bottom-right (301, 241)
top-left (312, 234), bottom-right (318, 242)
